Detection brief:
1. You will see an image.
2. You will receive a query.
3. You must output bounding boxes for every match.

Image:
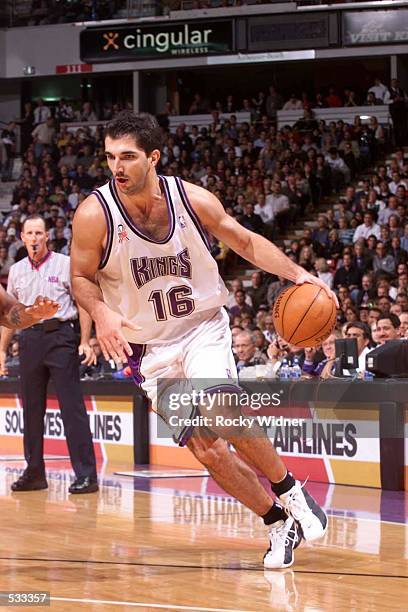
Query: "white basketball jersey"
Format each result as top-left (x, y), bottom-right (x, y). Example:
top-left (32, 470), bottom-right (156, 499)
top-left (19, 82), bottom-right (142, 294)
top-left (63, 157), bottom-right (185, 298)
top-left (94, 176), bottom-right (228, 344)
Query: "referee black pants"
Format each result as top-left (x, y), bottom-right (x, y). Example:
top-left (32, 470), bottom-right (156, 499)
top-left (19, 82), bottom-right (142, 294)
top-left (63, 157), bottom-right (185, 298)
top-left (19, 322), bottom-right (97, 480)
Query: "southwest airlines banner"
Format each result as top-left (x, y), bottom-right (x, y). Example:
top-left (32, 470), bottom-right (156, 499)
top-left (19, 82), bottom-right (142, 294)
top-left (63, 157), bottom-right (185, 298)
top-left (0, 394), bottom-right (134, 463)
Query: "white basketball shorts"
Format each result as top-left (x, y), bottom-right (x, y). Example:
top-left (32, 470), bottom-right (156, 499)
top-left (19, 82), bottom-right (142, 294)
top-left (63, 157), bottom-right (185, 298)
top-left (127, 307), bottom-right (239, 445)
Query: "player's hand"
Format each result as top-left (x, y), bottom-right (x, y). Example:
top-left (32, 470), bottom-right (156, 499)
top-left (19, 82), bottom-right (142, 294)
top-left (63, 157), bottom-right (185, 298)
top-left (25, 296), bottom-right (60, 320)
top-left (0, 350), bottom-right (8, 376)
top-left (295, 271), bottom-right (339, 308)
top-left (78, 342), bottom-right (97, 366)
top-left (94, 305), bottom-right (141, 363)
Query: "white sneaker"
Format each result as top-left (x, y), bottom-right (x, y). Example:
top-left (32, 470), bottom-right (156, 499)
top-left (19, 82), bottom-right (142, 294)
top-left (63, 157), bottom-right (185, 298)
top-left (279, 481), bottom-right (328, 542)
top-left (263, 517), bottom-right (302, 569)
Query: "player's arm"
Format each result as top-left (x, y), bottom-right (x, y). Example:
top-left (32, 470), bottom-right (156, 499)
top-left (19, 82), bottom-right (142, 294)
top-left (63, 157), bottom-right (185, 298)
top-left (0, 284), bottom-right (59, 330)
top-left (71, 195), bottom-right (139, 362)
top-left (183, 181), bottom-right (338, 303)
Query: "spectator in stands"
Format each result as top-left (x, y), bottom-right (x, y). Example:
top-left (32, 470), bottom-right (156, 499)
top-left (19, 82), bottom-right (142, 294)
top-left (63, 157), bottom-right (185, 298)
top-left (388, 79), bottom-right (407, 146)
top-left (264, 86), bottom-right (282, 121)
top-left (355, 273), bottom-right (376, 306)
top-left (315, 257), bottom-right (333, 289)
top-left (325, 147), bottom-right (350, 192)
top-left (234, 331), bottom-right (267, 372)
top-left (266, 180), bottom-right (290, 235)
top-left (55, 98), bottom-right (75, 123)
top-left (229, 290), bottom-right (254, 319)
top-left (376, 314), bottom-right (401, 344)
top-left (282, 93), bottom-right (303, 111)
top-left (399, 312), bottom-right (408, 338)
top-left (368, 77), bottom-right (390, 104)
top-left (246, 271), bottom-right (267, 311)
top-left (32, 117), bottom-right (55, 159)
top-left (1, 121), bottom-right (17, 182)
top-left (344, 321), bottom-right (372, 372)
top-left (333, 252), bottom-right (361, 291)
top-left (0, 244), bottom-right (14, 277)
top-left (373, 241), bottom-right (396, 276)
top-left (344, 89), bottom-right (359, 107)
top-left (80, 102), bottom-right (98, 122)
top-left (33, 98), bottom-right (51, 126)
top-left (293, 109), bottom-right (318, 134)
top-left (325, 87), bottom-right (342, 108)
top-left (265, 275), bottom-right (289, 306)
top-left (239, 202), bottom-right (264, 236)
top-left (311, 215), bottom-right (329, 250)
top-left (353, 211), bottom-right (381, 242)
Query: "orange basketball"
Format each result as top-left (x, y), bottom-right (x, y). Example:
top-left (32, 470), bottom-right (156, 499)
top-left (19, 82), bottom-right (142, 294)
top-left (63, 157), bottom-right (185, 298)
top-left (272, 284), bottom-right (336, 348)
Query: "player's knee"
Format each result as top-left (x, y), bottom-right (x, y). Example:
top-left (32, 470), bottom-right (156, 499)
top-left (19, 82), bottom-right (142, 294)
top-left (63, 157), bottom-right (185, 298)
top-left (187, 436), bottom-right (229, 470)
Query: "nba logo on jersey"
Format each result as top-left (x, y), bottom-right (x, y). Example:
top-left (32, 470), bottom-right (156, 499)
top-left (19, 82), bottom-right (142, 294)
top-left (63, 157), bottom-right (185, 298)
top-left (178, 214), bottom-right (186, 229)
top-left (118, 224), bottom-right (129, 243)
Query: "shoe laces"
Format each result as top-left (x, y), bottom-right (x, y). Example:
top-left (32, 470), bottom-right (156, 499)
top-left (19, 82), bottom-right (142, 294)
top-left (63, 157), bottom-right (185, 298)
top-left (269, 520), bottom-right (296, 549)
top-left (284, 479), bottom-right (311, 523)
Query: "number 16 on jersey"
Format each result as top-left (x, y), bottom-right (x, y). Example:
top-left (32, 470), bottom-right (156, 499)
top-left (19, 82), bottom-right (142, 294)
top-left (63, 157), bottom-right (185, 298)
top-left (148, 285), bottom-right (195, 321)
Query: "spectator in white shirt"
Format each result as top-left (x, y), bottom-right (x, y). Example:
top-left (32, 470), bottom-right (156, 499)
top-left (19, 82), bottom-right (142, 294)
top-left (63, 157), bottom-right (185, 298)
top-left (254, 192), bottom-right (273, 223)
top-left (33, 99), bottom-right (51, 126)
top-left (282, 94), bottom-right (303, 111)
top-left (265, 180), bottom-right (290, 235)
top-left (368, 78), bottom-right (390, 104)
top-left (325, 147), bottom-right (351, 191)
top-left (353, 212), bottom-right (381, 242)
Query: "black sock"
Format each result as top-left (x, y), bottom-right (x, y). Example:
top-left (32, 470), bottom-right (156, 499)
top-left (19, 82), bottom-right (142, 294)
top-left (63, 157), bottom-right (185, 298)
top-left (262, 502), bottom-right (287, 526)
top-left (271, 472), bottom-right (296, 497)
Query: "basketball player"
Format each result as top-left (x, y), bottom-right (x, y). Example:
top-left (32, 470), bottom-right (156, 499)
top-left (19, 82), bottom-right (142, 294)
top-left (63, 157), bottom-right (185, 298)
top-left (71, 111), bottom-right (337, 569)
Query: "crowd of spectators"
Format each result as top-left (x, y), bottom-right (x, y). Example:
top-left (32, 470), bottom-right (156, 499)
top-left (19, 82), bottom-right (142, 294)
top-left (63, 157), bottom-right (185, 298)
top-left (2, 0), bottom-right (386, 28)
top-left (0, 84), bottom-right (407, 378)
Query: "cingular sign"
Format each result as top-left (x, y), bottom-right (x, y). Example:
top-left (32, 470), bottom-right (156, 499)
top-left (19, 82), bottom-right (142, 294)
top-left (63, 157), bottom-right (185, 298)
top-left (80, 20), bottom-right (234, 63)
top-left (124, 25), bottom-right (214, 54)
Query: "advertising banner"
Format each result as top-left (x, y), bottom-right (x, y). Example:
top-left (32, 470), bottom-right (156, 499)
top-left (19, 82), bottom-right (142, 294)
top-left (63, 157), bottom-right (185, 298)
top-left (80, 20), bottom-right (234, 63)
top-left (343, 10), bottom-right (408, 46)
top-left (0, 394), bottom-right (134, 463)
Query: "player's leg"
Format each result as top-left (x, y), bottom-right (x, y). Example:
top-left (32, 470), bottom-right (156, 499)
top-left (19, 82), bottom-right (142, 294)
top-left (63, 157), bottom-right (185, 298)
top-left (186, 427), bottom-right (302, 569)
top-left (183, 309), bottom-right (327, 544)
top-left (127, 335), bottom-right (300, 568)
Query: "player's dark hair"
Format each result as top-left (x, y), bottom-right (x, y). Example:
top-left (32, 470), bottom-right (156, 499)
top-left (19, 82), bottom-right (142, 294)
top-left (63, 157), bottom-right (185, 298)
top-left (105, 110), bottom-right (162, 155)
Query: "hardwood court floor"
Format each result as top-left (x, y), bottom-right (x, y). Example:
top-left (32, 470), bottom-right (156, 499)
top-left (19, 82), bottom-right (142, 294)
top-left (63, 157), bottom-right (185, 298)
top-left (0, 460), bottom-right (406, 611)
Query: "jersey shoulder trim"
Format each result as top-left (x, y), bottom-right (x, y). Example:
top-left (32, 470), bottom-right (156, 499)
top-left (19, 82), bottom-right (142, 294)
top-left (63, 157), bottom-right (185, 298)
top-left (175, 177), bottom-right (210, 251)
top-left (92, 188), bottom-right (114, 270)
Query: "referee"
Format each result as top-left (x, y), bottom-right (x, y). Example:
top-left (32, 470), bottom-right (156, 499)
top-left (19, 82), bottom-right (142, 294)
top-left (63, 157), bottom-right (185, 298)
top-left (0, 214), bottom-right (98, 494)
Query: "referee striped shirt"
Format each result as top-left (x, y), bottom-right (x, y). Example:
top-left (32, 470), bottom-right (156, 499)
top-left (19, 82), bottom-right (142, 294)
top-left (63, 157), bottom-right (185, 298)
top-left (7, 251), bottom-right (78, 321)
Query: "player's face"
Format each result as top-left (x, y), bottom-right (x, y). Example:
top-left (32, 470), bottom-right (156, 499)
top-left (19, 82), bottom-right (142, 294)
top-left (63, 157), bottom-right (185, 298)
top-left (105, 135), bottom-right (160, 195)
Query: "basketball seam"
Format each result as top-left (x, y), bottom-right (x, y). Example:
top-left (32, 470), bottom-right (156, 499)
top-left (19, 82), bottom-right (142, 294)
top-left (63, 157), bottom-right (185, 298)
top-left (293, 298), bottom-right (335, 345)
top-left (288, 288), bottom-right (323, 344)
top-left (278, 285), bottom-right (297, 338)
